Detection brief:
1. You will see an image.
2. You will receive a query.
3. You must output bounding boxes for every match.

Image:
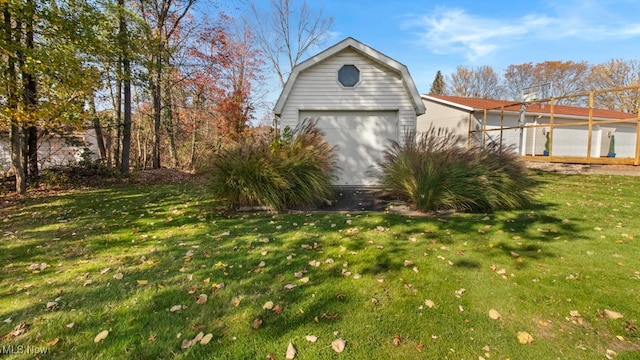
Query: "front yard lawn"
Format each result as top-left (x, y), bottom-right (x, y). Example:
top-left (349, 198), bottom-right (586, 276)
top-left (1, 172), bottom-right (639, 359)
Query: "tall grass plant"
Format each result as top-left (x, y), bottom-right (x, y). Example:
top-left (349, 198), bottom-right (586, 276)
top-left (202, 120), bottom-right (337, 210)
top-left (376, 126), bottom-right (534, 212)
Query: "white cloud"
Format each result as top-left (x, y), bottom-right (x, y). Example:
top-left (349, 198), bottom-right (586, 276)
top-left (406, 5), bottom-right (640, 62)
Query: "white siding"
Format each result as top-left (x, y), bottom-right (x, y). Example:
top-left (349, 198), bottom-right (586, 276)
top-left (417, 99), bottom-right (470, 138)
top-left (279, 49), bottom-right (417, 133)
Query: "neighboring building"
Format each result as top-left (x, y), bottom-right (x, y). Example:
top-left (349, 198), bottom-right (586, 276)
top-left (0, 129), bottom-right (101, 175)
top-left (274, 37), bottom-right (425, 186)
top-left (419, 95), bottom-right (639, 162)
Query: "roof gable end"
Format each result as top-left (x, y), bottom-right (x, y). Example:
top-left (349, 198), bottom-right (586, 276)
top-left (274, 37), bottom-right (425, 115)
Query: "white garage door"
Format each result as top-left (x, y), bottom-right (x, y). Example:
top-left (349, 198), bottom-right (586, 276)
top-left (299, 110), bottom-right (398, 186)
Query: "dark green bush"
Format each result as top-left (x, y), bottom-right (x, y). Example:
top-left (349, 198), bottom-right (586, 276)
top-left (203, 120), bottom-right (337, 211)
top-left (376, 126), bottom-right (534, 212)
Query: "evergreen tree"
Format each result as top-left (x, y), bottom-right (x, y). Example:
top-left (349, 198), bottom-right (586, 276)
top-left (429, 70), bottom-right (445, 95)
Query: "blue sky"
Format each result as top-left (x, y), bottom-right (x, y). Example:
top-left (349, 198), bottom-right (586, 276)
top-left (222, 0), bottom-right (640, 119)
top-left (318, 0), bottom-right (640, 93)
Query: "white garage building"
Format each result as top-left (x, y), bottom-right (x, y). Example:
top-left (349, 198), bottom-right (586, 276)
top-left (273, 37), bottom-right (425, 186)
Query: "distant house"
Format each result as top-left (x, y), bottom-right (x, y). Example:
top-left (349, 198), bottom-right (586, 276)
top-left (419, 95), bottom-right (639, 163)
top-left (274, 37), bottom-right (425, 186)
top-left (0, 129), bottom-right (101, 175)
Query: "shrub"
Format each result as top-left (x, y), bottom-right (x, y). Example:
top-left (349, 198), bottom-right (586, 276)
top-left (203, 120), bottom-right (338, 211)
top-left (376, 126), bottom-right (534, 212)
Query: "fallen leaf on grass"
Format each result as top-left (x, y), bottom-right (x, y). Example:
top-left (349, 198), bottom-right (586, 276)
top-left (331, 338), bottom-right (346, 353)
top-left (170, 305), bottom-right (187, 312)
top-left (283, 284), bottom-right (296, 290)
top-left (321, 313), bottom-right (338, 320)
top-left (3, 322), bottom-right (30, 339)
top-left (113, 273), bottom-right (123, 280)
top-left (517, 331), bottom-right (534, 344)
top-left (196, 294), bottom-right (208, 304)
top-left (263, 301), bottom-right (274, 310)
top-left (94, 330), bottom-right (109, 343)
top-left (605, 309), bottom-right (624, 319)
top-left (285, 342), bottom-right (297, 359)
top-left (393, 334), bottom-right (401, 346)
top-left (136, 280), bottom-right (148, 286)
top-left (66, 322), bottom-right (75, 329)
top-left (231, 297), bottom-right (241, 307)
top-left (252, 318), bottom-right (263, 329)
top-left (200, 333), bottom-right (213, 345)
top-left (193, 332), bottom-right (204, 343)
top-left (48, 337), bottom-right (59, 346)
top-left (489, 309), bottom-right (502, 320)
top-left (424, 299), bottom-right (435, 309)
top-left (181, 339), bottom-right (193, 349)
top-left (28, 263), bottom-right (47, 272)
top-left (305, 335), bottom-right (318, 343)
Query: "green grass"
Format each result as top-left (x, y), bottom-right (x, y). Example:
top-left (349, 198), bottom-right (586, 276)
top-left (1, 172), bottom-right (639, 359)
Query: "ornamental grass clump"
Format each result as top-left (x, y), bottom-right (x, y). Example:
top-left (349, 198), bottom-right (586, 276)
top-left (376, 126), bottom-right (534, 212)
top-left (203, 120), bottom-right (337, 211)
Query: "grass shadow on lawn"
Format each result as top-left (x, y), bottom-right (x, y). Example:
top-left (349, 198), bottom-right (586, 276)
top-left (2, 174), bottom-right (639, 359)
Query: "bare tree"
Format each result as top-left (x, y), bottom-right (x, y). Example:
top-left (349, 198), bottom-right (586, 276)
top-left (447, 65), bottom-right (502, 99)
top-left (589, 58), bottom-right (640, 113)
top-left (248, 0), bottom-right (333, 88)
top-left (503, 61), bottom-right (590, 104)
top-left (138, 0), bottom-right (197, 169)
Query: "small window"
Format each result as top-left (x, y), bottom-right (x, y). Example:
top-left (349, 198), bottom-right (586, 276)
top-left (338, 65), bottom-right (360, 87)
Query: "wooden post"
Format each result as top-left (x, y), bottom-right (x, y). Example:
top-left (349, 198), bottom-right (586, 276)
top-left (499, 106), bottom-right (504, 153)
top-left (549, 99), bottom-right (555, 159)
top-left (467, 112), bottom-right (472, 148)
top-left (482, 109), bottom-right (487, 148)
top-left (635, 108), bottom-right (640, 166)
top-left (586, 92), bottom-right (594, 161)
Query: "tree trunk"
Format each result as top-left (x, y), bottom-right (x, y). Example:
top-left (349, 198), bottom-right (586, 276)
top-left (188, 116), bottom-right (198, 170)
top-left (10, 126), bottom-right (26, 194)
top-left (24, 0), bottom-right (38, 177)
top-left (152, 52), bottom-right (162, 169)
top-left (115, 66), bottom-right (122, 168)
top-left (4, 4), bottom-right (26, 194)
top-left (163, 81), bottom-right (178, 168)
top-left (90, 95), bottom-right (107, 161)
top-left (121, 58), bottom-right (132, 174)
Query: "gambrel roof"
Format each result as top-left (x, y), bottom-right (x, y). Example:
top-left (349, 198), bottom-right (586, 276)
top-left (274, 37), bottom-right (426, 115)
